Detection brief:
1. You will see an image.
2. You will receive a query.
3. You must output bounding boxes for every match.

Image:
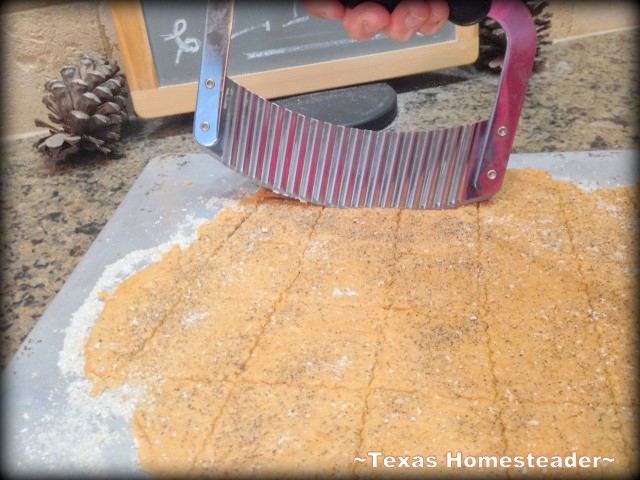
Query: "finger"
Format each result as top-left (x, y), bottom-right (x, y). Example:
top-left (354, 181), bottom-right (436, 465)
top-left (301, 0), bottom-right (345, 20)
top-left (417, 0), bottom-right (449, 35)
top-left (383, 0), bottom-right (432, 42)
top-left (342, 2), bottom-right (391, 41)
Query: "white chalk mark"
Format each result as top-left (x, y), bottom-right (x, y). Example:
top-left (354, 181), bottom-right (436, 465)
top-left (230, 21), bottom-right (271, 39)
top-left (244, 33), bottom-right (385, 60)
top-left (283, 15), bottom-right (310, 28)
top-left (160, 19), bottom-right (201, 65)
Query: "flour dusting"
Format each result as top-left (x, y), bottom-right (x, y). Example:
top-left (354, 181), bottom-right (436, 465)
top-left (59, 213), bottom-right (208, 377)
top-left (332, 287), bottom-right (358, 297)
top-left (182, 312), bottom-right (210, 326)
top-left (330, 355), bottom-right (350, 377)
top-left (19, 210), bottom-right (217, 473)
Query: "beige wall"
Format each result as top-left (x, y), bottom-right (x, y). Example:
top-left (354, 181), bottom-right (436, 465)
top-left (547, 1), bottom-right (639, 41)
top-left (1, 1), bottom-right (638, 138)
top-left (1, 0), bottom-right (121, 138)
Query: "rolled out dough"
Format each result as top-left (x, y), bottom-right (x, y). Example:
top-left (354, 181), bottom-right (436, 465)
top-left (84, 169), bottom-right (638, 477)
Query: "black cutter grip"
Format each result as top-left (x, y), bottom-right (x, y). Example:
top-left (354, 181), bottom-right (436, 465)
top-left (338, 0), bottom-right (491, 26)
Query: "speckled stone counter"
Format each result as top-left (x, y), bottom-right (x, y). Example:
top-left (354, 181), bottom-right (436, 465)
top-left (1, 29), bottom-right (638, 368)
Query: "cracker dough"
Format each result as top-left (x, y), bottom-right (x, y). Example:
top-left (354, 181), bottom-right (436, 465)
top-left (84, 169), bottom-right (637, 477)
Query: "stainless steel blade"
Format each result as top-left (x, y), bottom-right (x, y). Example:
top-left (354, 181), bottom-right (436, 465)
top-left (207, 81), bottom-right (488, 208)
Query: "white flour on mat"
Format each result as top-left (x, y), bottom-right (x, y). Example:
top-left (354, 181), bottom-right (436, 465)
top-left (18, 208), bottom-right (222, 473)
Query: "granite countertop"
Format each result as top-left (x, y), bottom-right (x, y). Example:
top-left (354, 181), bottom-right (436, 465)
top-left (1, 29), bottom-right (638, 369)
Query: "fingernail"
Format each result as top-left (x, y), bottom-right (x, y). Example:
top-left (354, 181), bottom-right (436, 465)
top-left (405, 13), bottom-right (425, 29)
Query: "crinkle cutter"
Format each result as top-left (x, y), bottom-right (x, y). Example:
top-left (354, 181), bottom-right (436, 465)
top-left (194, 0), bottom-right (536, 209)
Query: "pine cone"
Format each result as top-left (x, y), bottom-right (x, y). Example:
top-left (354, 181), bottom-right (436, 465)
top-left (476, 0), bottom-right (552, 73)
top-left (34, 53), bottom-right (128, 162)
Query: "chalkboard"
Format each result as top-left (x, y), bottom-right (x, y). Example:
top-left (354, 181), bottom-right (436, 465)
top-left (110, 1), bottom-right (478, 118)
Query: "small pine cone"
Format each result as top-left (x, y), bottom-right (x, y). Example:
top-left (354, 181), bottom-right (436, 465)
top-left (34, 53), bottom-right (129, 162)
top-left (476, 0), bottom-right (552, 74)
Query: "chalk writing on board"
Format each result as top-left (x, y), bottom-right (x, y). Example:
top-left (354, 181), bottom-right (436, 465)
top-left (233, 0), bottom-right (306, 38)
top-left (244, 32), bottom-right (387, 60)
top-left (160, 18), bottom-right (201, 65)
top-left (140, 0), bottom-right (458, 86)
top-left (231, 21), bottom-right (271, 40)
top-left (282, 1), bottom-right (309, 28)
top-left (283, 15), bottom-right (309, 28)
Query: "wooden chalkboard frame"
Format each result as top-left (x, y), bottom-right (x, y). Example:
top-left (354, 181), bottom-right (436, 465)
top-left (110, 1), bottom-right (478, 119)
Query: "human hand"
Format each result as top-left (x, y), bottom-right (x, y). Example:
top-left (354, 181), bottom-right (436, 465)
top-left (301, 0), bottom-right (449, 42)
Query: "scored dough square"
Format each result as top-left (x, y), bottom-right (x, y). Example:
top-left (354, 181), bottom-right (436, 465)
top-left (479, 173), bottom-right (575, 260)
top-left (478, 221), bottom-right (574, 260)
top-left (501, 400), bottom-right (631, 478)
top-left (227, 201), bottom-right (321, 247)
top-left (85, 205), bottom-right (256, 389)
top-left (193, 383), bottom-right (366, 478)
top-left (396, 205), bottom-right (479, 254)
top-left (582, 266), bottom-right (638, 311)
top-left (311, 208), bottom-right (399, 244)
top-left (559, 183), bottom-right (638, 269)
top-left (132, 379), bottom-right (231, 477)
top-left (198, 238), bottom-right (308, 304)
top-left (85, 245), bottom-right (201, 383)
top-left (487, 310), bottom-right (611, 404)
top-left (193, 204), bottom-right (256, 254)
top-left (482, 255), bottom-right (590, 317)
top-left (390, 248), bottom-right (481, 316)
top-left (121, 296), bottom-right (271, 383)
top-left (479, 186), bottom-right (575, 263)
top-left (357, 390), bottom-right (505, 478)
top-left (485, 169), bottom-right (564, 215)
top-left (558, 183), bottom-right (639, 406)
top-left (568, 220), bottom-right (637, 273)
top-left (243, 300), bottom-right (384, 389)
top-left (372, 311), bottom-right (493, 399)
top-left (288, 238), bottom-right (396, 308)
top-left (478, 201), bottom-right (575, 280)
top-left (586, 282), bottom-right (638, 407)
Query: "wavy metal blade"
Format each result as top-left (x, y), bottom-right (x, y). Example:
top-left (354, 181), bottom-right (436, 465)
top-left (207, 81), bottom-right (488, 209)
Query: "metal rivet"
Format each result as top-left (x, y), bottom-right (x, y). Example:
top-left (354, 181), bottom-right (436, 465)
top-left (497, 126), bottom-right (508, 137)
top-left (200, 121), bottom-right (210, 132)
top-left (487, 169), bottom-right (498, 180)
top-left (205, 79), bottom-right (215, 89)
